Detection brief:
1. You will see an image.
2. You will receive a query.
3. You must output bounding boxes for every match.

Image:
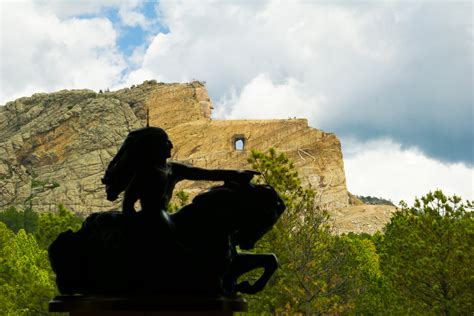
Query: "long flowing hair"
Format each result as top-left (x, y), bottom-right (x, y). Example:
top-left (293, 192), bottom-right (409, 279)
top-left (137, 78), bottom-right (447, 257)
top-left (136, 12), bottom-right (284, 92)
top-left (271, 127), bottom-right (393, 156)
top-left (101, 127), bottom-right (168, 201)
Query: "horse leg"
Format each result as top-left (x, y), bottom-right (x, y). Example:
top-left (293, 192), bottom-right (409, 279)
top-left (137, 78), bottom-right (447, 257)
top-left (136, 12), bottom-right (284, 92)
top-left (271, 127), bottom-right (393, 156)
top-left (230, 253), bottom-right (278, 294)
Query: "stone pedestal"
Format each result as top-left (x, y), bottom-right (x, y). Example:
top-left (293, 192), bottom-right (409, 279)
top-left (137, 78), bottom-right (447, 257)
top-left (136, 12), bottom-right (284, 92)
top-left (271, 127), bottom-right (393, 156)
top-left (49, 295), bottom-right (248, 315)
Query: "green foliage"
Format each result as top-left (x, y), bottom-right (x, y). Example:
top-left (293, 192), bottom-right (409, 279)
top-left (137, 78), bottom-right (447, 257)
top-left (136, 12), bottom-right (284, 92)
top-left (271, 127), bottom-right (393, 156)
top-left (0, 173), bottom-right (81, 313)
top-left (0, 173), bottom-right (60, 235)
top-left (168, 190), bottom-right (190, 213)
top-left (34, 204), bottom-right (83, 250)
top-left (30, 175), bottom-right (60, 191)
top-left (379, 190), bottom-right (474, 314)
top-left (246, 148), bottom-right (324, 313)
top-left (0, 222), bottom-right (56, 315)
top-left (335, 233), bottom-right (395, 314)
top-left (357, 195), bottom-right (394, 206)
top-left (0, 206), bottom-right (38, 233)
top-left (0, 204), bottom-right (83, 314)
top-left (31, 178), bottom-right (47, 189)
top-left (176, 190), bottom-right (190, 206)
top-left (246, 148), bottom-right (385, 314)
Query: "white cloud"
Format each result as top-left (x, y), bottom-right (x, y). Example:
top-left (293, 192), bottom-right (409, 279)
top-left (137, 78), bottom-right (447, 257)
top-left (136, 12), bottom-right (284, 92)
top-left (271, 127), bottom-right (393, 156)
top-left (343, 138), bottom-right (474, 205)
top-left (128, 44), bottom-right (148, 68)
top-left (217, 74), bottom-right (327, 126)
top-left (31, 0), bottom-right (152, 29)
top-left (130, 0), bottom-right (472, 164)
top-left (118, 1), bottom-right (150, 30)
top-left (121, 68), bottom-right (159, 88)
top-left (132, 0), bottom-right (402, 105)
top-left (0, 1), bottom-right (126, 104)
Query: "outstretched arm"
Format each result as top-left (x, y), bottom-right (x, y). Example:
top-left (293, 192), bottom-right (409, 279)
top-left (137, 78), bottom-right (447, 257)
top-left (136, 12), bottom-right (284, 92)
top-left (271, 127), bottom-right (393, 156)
top-left (170, 162), bottom-right (259, 184)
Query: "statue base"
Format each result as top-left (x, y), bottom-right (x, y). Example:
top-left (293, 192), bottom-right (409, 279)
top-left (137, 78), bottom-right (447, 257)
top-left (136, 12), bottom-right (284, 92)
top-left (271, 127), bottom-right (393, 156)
top-left (49, 294), bottom-right (248, 315)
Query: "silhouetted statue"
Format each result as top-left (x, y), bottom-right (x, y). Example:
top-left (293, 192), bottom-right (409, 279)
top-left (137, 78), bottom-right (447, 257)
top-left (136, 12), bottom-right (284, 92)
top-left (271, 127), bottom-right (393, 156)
top-left (49, 127), bottom-right (285, 296)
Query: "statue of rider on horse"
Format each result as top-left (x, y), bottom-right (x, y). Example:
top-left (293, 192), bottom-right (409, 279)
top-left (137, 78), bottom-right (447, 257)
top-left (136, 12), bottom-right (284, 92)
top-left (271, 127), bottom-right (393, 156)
top-left (49, 126), bottom-right (285, 296)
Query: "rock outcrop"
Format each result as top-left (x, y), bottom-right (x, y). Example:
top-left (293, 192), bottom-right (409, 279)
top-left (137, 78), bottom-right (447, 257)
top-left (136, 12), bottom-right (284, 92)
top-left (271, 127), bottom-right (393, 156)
top-left (331, 204), bottom-right (397, 235)
top-left (0, 80), bottom-right (349, 215)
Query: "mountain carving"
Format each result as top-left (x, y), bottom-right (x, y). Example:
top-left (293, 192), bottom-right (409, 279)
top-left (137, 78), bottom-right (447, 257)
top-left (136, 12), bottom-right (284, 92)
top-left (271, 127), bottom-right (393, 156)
top-left (0, 80), bottom-right (394, 233)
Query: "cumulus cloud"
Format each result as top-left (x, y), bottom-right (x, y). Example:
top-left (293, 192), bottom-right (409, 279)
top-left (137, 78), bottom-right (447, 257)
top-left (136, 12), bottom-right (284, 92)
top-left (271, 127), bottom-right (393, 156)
top-left (118, 1), bottom-right (150, 30)
top-left (0, 1), bottom-right (126, 104)
top-left (343, 138), bottom-right (474, 205)
top-left (31, 0), bottom-right (155, 31)
top-left (129, 0), bottom-right (472, 165)
top-left (216, 74), bottom-right (327, 126)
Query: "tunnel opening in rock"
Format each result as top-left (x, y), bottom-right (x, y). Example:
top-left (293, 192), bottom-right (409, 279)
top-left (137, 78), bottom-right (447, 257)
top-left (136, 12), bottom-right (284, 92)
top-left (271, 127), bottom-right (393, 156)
top-left (233, 136), bottom-right (246, 151)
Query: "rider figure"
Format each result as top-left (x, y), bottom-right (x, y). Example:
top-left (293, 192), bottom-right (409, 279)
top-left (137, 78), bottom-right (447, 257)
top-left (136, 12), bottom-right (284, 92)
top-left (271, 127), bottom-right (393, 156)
top-left (101, 127), bottom-right (258, 217)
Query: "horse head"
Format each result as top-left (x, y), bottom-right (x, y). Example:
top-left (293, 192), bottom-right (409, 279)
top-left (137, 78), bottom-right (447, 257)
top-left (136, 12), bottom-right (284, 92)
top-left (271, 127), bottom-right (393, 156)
top-left (233, 184), bottom-right (285, 250)
top-left (188, 182), bottom-right (285, 250)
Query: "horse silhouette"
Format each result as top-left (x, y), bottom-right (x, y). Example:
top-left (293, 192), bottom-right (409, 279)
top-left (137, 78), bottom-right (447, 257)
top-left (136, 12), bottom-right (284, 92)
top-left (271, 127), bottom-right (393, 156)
top-left (49, 181), bottom-right (285, 295)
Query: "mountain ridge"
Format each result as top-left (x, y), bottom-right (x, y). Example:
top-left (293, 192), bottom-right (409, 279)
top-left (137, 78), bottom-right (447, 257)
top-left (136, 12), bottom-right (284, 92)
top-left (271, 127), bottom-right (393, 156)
top-left (0, 80), bottom-right (394, 233)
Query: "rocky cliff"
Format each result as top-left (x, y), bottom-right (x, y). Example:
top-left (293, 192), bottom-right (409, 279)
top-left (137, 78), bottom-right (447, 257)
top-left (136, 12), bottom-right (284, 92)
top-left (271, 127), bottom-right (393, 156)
top-left (1, 81), bottom-right (392, 232)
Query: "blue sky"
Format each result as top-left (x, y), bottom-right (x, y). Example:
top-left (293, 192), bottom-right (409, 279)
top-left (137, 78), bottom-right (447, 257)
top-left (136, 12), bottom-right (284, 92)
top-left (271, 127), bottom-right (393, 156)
top-left (102, 1), bottom-right (166, 58)
top-left (1, 0), bottom-right (472, 203)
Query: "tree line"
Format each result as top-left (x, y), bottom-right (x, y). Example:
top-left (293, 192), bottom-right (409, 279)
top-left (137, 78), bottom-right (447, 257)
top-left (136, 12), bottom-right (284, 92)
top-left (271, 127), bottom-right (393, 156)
top-left (0, 148), bottom-right (472, 315)
top-left (245, 149), bottom-right (473, 314)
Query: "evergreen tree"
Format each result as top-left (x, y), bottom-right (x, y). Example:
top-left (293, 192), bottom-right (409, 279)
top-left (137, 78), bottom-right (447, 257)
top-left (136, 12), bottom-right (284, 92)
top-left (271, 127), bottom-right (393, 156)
top-left (246, 148), bottom-right (385, 314)
top-left (0, 222), bottom-right (56, 314)
top-left (379, 190), bottom-right (474, 315)
top-left (0, 206), bottom-right (38, 233)
top-left (35, 204), bottom-right (83, 250)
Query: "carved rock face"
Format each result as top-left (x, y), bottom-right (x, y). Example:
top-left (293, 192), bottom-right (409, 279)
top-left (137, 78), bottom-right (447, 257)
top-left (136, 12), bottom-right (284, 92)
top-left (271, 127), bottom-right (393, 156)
top-left (1, 81), bottom-right (396, 233)
top-left (200, 100), bottom-right (213, 119)
top-left (0, 80), bottom-right (349, 215)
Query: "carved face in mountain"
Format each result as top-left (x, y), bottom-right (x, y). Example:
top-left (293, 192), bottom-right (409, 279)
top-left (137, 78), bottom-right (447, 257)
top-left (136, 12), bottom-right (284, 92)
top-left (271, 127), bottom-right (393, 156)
top-left (200, 100), bottom-right (214, 119)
